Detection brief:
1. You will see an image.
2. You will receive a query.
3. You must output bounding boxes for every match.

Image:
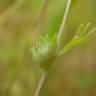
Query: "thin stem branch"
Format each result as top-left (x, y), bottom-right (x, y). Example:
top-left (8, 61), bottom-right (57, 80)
top-left (57, 0), bottom-right (71, 47)
top-left (34, 72), bottom-right (46, 96)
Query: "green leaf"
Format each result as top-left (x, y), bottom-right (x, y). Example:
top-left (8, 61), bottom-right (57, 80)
top-left (58, 24), bottom-right (96, 56)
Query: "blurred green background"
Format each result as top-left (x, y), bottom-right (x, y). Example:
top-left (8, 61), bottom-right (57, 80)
top-left (0, 0), bottom-right (96, 96)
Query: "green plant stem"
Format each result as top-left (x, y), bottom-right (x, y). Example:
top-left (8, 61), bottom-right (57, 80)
top-left (34, 1), bottom-right (72, 95)
top-left (34, 71), bottom-right (46, 96)
top-left (57, 0), bottom-right (71, 47)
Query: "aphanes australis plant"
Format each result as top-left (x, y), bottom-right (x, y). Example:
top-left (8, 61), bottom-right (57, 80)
top-left (31, 0), bottom-right (96, 96)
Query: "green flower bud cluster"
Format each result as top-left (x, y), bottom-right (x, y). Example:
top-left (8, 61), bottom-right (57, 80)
top-left (31, 34), bottom-right (57, 71)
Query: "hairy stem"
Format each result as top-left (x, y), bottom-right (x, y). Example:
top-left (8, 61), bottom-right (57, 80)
top-left (57, 0), bottom-right (71, 47)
